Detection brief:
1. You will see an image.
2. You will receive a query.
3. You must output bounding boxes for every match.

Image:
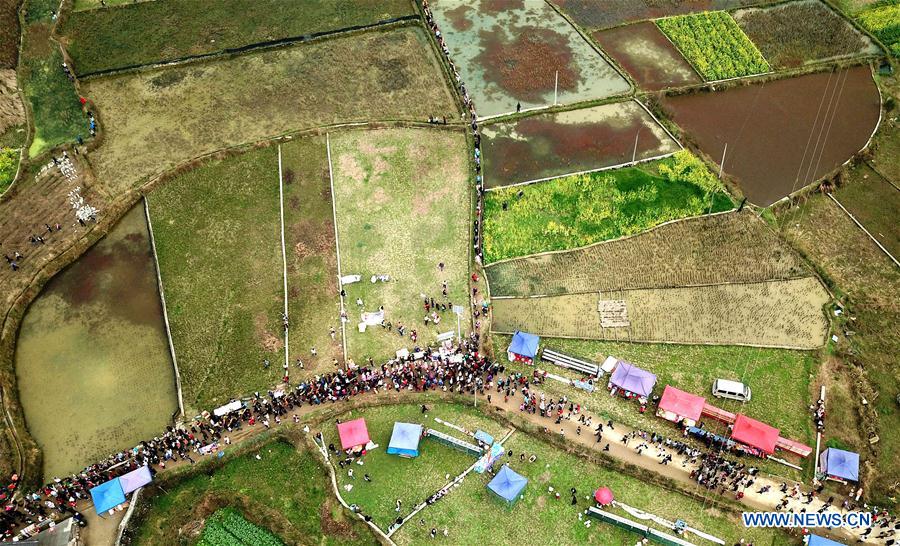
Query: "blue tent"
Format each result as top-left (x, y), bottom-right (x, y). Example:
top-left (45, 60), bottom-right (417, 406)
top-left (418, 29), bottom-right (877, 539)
top-left (819, 448), bottom-right (860, 481)
top-left (387, 422), bottom-right (423, 457)
top-left (90, 478), bottom-right (125, 516)
top-left (487, 465), bottom-right (528, 505)
top-left (474, 429), bottom-right (494, 445)
top-left (807, 534), bottom-right (846, 546)
top-left (507, 331), bottom-right (539, 361)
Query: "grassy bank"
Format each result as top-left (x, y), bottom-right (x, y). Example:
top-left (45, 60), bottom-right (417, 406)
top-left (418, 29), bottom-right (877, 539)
top-left (483, 152), bottom-right (732, 262)
top-left (131, 439), bottom-right (373, 545)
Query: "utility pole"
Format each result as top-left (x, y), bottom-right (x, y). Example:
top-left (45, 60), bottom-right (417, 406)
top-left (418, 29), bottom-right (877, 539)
top-left (718, 143), bottom-right (728, 179)
top-left (554, 70), bottom-right (558, 106)
top-left (632, 130), bottom-right (640, 164)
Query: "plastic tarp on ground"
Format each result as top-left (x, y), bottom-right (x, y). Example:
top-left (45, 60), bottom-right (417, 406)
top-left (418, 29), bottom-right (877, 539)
top-left (807, 534), bottom-right (846, 546)
top-left (819, 448), bottom-right (860, 481)
top-left (657, 385), bottom-right (706, 423)
top-left (337, 418), bottom-right (370, 450)
top-left (508, 331), bottom-right (539, 359)
top-left (387, 422), bottom-right (423, 457)
top-left (731, 414), bottom-right (780, 455)
top-left (609, 361), bottom-right (657, 397)
top-left (90, 478), bottom-right (125, 515)
top-left (487, 465), bottom-right (528, 504)
top-left (118, 465), bottom-right (153, 494)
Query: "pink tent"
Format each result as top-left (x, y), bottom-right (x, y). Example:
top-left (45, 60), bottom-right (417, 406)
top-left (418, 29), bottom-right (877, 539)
top-left (731, 414), bottom-right (780, 455)
top-left (594, 487), bottom-right (613, 505)
top-left (657, 386), bottom-right (706, 424)
top-left (337, 418), bottom-right (370, 450)
top-left (118, 465), bottom-right (152, 495)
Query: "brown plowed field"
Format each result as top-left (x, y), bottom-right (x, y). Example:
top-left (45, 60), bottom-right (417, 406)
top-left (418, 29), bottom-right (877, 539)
top-left (593, 21), bottom-right (700, 91)
top-left (553, 0), bottom-right (763, 30)
top-left (662, 66), bottom-right (881, 206)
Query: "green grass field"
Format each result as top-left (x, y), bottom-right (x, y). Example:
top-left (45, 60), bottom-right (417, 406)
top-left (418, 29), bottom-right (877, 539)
top-left (83, 26), bottom-right (458, 193)
top-left (491, 334), bottom-right (815, 451)
top-left (483, 152), bottom-right (732, 262)
top-left (356, 405), bottom-right (788, 545)
top-left (0, 147), bottom-right (17, 193)
top-left (60, 0), bottom-right (415, 75)
top-left (657, 11), bottom-right (771, 80)
top-left (19, 23), bottom-right (88, 157)
top-left (280, 137), bottom-right (344, 373)
top-left (149, 146), bottom-right (284, 413)
top-left (321, 403), bottom-right (505, 529)
top-left (330, 127), bottom-right (470, 362)
top-left (131, 439), bottom-right (373, 545)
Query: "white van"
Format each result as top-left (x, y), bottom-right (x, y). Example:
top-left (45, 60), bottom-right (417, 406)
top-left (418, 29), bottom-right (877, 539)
top-left (712, 379), bottom-right (751, 402)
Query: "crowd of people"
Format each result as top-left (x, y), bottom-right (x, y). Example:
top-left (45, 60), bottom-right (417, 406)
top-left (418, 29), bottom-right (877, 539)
top-left (421, 0), bottom-right (485, 263)
top-left (1, 333), bottom-right (500, 540)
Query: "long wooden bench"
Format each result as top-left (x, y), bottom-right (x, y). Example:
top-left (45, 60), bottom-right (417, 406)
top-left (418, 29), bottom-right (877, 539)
top-left (540, 348), bottom-right (600, 377)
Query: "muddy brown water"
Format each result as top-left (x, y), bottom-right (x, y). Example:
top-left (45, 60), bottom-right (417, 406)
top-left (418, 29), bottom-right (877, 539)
top-left (482, 101), bottom-right (680, 187)
top-left (14, 204), bottom-right (176, 480)
top-left (593, 21), bottom-right (700, 92)
top-left (662, 66), bottom-right (880, 206)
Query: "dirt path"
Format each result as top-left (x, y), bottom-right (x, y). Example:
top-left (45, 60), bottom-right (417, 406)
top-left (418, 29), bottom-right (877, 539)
top-left (72, 388), bottom-right (875, 546)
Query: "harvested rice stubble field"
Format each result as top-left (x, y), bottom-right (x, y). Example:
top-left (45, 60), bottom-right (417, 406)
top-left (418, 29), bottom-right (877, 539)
top-left (484, 211), bottom-right (806, 298)
top-left (83, 26), bottom-right (459, 193)
top-left (59, 0), bottom-right (415, 75)
top-left (330, 127), bottom-right (470, 363)
top-left (733, 0), bottom-right (879, 68)
top-left (491, 277), bottom-right (830, 349)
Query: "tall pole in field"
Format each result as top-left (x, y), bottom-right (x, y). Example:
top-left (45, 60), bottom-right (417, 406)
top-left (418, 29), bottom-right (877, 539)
top-left (718, 143), bottom-right (728, 179)
top-left (554, 70), bottom-right (558, 106)
top-left (632, 130), bottom-right (640, 164)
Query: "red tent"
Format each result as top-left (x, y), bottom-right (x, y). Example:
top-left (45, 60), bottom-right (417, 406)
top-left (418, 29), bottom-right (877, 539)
top-left (731, 414), bottom-right (779, 454)
top-left (594, 487), bottom-right (613, 505)
top-left (337, 418), bottom-right (370, 450)
top-left (657, 386), bottom-right (705, 424)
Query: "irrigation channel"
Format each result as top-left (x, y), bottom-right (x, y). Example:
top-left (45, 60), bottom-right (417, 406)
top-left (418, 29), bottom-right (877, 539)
top-left (13, 204), bottom-right (177, 480)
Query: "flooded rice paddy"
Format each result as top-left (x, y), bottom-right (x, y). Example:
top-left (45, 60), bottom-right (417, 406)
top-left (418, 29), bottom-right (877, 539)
top-left (482, 101), bottom-right (680, 188)
top-left (14, 204), bottom-right (176, 479)
top-left (593, 22), bottom-right (701, 91)
top-left (429, 0), bottom-right (629, 117)
top-left (663, 65), bottom-right (880, 206)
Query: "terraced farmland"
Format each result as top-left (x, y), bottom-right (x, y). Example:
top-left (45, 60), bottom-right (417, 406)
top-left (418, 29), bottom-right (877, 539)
top-left (491, 278), bottom-right (830, 349)
top-left (485, 211), bottom-right (808, 297)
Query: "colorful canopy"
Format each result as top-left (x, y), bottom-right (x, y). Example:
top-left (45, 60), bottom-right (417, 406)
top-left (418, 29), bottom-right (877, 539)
top-left (118, 465), bottom-right (153, 494)
top-left (90, 478), bottom-right (125, 515)
top-left (609, 362), bottom-right (657, 397)
top-left (474, 429), bottom-right (494, 445)
top-left (807, 534), bottom-right (846, 546)
top-left (594, 486), bottom-right (614, 505)
top-left (731, 414), bottom-right (780, 454)
top-left (387, 422), bottom-right (423, 457)
top-left (337, 418), bottom-right (370, 450)
top-left (487, 465), bottom-right (528, 504)
top-left (508, 331), bottom-right (539, 359)
top-left (819, 448), bottom-right (860, 481)
top-left (658, 386), bottom-right (706, 423)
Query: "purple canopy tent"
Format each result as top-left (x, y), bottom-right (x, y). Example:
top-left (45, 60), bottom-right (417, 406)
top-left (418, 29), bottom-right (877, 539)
top-left (118, 465), bottom-right (153, 495)
top-left (608, 361), bottom-right (657, 398)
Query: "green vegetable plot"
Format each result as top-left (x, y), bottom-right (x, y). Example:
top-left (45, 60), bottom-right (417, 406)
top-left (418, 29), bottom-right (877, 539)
top-left (198, 508), bottom-right (283, 546)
